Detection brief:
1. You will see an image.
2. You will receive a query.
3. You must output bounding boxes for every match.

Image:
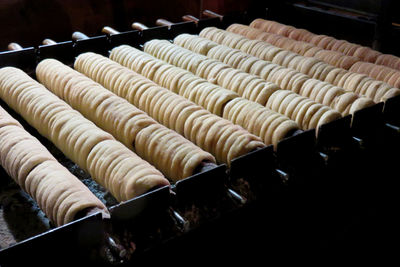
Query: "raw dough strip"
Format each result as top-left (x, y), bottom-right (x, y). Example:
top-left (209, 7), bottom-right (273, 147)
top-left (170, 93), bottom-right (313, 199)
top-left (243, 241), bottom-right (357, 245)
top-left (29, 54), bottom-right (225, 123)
top-left (251, 18), bottom-right (400, 71)
top-left (225, 24), bottom-right (358, 69)
top-left (249, 18), bottom-right (382, 64)
top-left (0, 105), bottom-right (107, 226)
top-left (143, 39), bottom-right (340, 129)
top-left (350, 61), bottom-right (400, 88)
top-left (112, 44), bottom-right (235, 116)
top-left (36, 59), bottom-right (216, 182)
top-left (75, 52), bottom-right (265, 164)
top-left (223, 98), bottom-right (298, 146)
top-left (102, 47), bottom-right (298, 146)
top-left (144, 40), bottom-right (279, 106)
top-left (218, 25), bottom-right (400, 101)
top-left (0, 67), bottom-right (169, 202)
top-left (196, 28), bottom-right (398, 105)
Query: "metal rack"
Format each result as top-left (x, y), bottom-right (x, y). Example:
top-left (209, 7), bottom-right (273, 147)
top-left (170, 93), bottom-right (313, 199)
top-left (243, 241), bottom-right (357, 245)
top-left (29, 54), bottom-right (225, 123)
top-left (0, 9), bottom-right (399, 265)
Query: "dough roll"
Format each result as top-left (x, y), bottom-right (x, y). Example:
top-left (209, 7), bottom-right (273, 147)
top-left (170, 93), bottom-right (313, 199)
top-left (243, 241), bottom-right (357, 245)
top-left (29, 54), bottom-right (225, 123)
top-left (249, 18), bottom-right (382, 63)
top-left (143, 39), bottom-right (341, 130)
top-left (36, 58), bottom-right (216, 181)
top-left (349, 61), bottom-right (400, 88)
top-left (75, 52), bottom-right (265, 164)
top-left (197, 27), bottom-right (397, 104)
top-left (0, 67), bottom-right (169, 202)
top-left (98, 47), bottom-right (299, 147)
top-left (0, 105), bottom-right (107, 226)
top-left (223, 24), bottom-right (359, 70)
top-left (220, 25), bottom-right (400, 102)
top-left (250, 18), bottom-right (400, 70)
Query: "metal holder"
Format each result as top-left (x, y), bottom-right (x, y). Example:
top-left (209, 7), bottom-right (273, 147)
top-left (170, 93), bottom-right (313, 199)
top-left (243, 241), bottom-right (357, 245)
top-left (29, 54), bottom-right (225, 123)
top-left (0, 212), bottom-right (106, 266)
top-left (0, 8), bottom-right (399, 265)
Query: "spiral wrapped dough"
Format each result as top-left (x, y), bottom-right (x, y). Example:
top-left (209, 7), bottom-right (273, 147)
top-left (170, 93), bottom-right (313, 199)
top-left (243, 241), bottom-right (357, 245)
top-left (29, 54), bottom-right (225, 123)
top-left (143, 39), bottom-right (341, 130)
top-left (0, 67), bottom-right (169, 202)
top-left (97, 47), bottom-right (299, 147)
top-left (36, 58), bottom-right (216, 181)
top-left (0, 105), bottom-right (107, 226)
top-left (249, 18), bottom-right (382, 63)
top-left (75, 51), bottom-right (265, 163)
top-left (219, 25), bottom-right (400, 102)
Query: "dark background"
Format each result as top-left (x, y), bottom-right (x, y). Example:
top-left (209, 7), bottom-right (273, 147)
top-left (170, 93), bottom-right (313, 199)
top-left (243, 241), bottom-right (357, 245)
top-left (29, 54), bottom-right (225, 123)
top-left (2, 0), bottom-right (400, 53)
top-left (0, 0), bottom-right (257, 50)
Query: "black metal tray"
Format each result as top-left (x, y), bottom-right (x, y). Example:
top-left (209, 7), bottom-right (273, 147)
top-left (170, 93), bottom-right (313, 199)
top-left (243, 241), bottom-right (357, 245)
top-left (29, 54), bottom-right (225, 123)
top-left (0, 10), bottom-right (398, 265)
